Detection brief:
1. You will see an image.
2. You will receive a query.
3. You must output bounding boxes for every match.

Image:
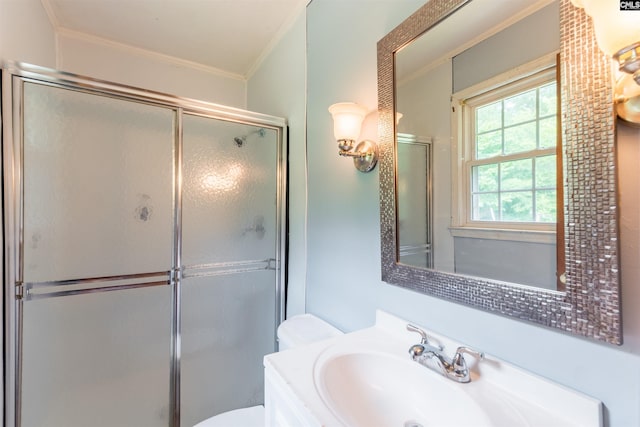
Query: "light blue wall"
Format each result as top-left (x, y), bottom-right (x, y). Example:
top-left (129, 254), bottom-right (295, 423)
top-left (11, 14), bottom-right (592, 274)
top-left (305, 0), bottom-right (424, 329)
top-left (247, 11), bottom-right (307, 317)
top-left (301, 1), bottom-right (640, 426)
top-left (452, 1), bottom-right (559, 92)
top-left (0, 0), bottom-right (56, 67)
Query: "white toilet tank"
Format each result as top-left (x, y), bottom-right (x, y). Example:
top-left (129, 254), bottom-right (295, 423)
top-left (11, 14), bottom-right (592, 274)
top-left (193, 314), bottom-right (342, 427)
top-left (277, 313), bottom-right (343, 351)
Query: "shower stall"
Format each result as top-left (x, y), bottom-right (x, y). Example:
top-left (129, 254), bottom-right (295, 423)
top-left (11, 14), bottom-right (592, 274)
top-left (2, 62), bottom-right (287, 427)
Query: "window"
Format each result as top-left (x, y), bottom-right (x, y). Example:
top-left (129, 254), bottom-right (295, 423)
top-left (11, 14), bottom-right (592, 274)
top-left (452, 59), bottom-right (558, 239)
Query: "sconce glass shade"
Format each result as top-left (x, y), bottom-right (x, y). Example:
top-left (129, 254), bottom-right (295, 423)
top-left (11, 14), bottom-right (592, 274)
top-left (616, 71), bottom-right (640, 123)
top-left (327, 102), bottom-right (378, 172)
top-left (572, 0), bottom-right (640, 125)
top-left (570, 0), bottom-right (640, 57)
top-left (328, 102), bottom-right (368, 142)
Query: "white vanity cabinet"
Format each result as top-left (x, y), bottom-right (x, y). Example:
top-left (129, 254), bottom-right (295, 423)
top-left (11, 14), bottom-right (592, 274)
top-left (264, 364), bottom-right (322, 427)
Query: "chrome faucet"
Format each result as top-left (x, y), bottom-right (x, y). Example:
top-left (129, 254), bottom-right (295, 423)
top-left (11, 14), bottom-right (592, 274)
top-left (406, 324), bottom-right (484, 383)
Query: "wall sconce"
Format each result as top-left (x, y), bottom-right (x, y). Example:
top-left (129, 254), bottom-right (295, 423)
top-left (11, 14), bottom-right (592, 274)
top-left (328, 102), bottom-right (378, 172)
top-left (571, 0), bottom-right (640, 124)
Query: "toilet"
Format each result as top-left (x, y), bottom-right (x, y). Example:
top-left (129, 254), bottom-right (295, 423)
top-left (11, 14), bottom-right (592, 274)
top-left (193, 314), bottom-right (343, 427)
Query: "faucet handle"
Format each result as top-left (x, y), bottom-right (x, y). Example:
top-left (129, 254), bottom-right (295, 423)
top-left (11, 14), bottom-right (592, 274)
top-left (408, 343), bottom-right (425, 360)
top-left (452, 346), bottom-right (485, 370)
top-left (406, 324), bottom-right (443, 351)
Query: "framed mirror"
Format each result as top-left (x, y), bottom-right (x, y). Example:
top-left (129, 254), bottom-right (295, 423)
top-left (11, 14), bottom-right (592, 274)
top-left (378, 0), bottom-right (622, 344)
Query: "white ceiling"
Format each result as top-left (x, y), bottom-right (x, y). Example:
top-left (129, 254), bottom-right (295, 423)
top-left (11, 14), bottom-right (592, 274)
top-left (42, 0), bottom-right (308, 79)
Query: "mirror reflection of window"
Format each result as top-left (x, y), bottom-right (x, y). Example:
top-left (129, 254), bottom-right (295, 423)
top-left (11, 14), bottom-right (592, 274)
top-left (451, 57), bottom-right (561, 289)
top-left (394, 1), bottom-right (562, 290)
top-left (472, 84), bottom-right (557, 223)
top-left (457, 64), bottom-right (557, 227)
top-left (452, 57), bottom-right (566, 289)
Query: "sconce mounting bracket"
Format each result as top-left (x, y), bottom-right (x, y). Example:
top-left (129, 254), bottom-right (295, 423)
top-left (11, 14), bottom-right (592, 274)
top-left (351, 140), bottom-right (378, 172)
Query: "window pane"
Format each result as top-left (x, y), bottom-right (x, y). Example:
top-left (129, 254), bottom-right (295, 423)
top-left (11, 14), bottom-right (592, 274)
top-left (536, 189), bottom-right (557, 222)
top-left (501, 191), bottom-right (533, 221)
top-left (476, 101), bottom-right (502, 133)
top-left (473, 193), bottom-right (499, 221)
top-left (539, 116), bottom-right (557, 148)
top-left (504, 122), bottom-right (537, 154)
top-left (504, 89), bottom-right (536, 126)
top-left (535, 155), bottom-right (556, 188)
top-left (472, 164), bottom-right (499, 192)
top-left (476, 130), bottom-right (502, 159)
top-left (465, 69), bottom-right (558, 225)
top-left (501, 159), bottom-right (532, 191)
top-left (539, 82), bottom-right (557, 116)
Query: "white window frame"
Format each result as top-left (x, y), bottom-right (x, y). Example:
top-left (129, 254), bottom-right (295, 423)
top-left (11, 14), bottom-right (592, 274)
top-left (450, 53), bottom-right (558, 244)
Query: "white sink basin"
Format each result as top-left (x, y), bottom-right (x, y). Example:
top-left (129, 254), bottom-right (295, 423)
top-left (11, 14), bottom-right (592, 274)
top-left (264, 311), bottom-right (603, 427)
top-left (314, 351), bottom-right (493, 427)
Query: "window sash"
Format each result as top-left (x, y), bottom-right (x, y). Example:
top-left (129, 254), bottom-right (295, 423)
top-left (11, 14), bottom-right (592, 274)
top-left (467, 153), bottom-right (557, 225)
top-left (470, 80), bottom-right (557, 161)
top-left (452, 61), bottom-right (558, 231)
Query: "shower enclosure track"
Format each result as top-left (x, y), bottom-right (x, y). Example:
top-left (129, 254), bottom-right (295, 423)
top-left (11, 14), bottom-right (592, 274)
top-left (18, 257), bottom-right (276, 301)
top-left (20, 270), bottom-right (172, 300)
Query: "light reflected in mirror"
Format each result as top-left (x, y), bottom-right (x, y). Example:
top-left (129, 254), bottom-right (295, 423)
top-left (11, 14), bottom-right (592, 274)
top-left (394, 0), bottom-right (562, 290)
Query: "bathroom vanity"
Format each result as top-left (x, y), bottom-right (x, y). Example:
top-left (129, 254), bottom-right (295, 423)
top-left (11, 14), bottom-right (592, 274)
top-left (264, 311), bottom-right (602, 427)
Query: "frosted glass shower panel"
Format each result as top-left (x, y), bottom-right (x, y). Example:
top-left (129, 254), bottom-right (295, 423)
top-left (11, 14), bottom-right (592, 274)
top-left (22, 83), bottom-right (175, 282)
top-left (180, 272), bottom-right (277, 427)
top-left (397, 140), bottom-right (432, 269)
top-left (21, 286), bottom-right (172, 427)
top-left (182, 114), bottom-right (279, 265)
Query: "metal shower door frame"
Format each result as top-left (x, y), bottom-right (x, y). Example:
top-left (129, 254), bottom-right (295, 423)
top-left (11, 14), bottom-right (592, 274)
top-left (1, 61), bottom-right (287, 427)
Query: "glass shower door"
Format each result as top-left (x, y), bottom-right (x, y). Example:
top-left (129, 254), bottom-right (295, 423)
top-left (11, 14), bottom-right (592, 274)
top-left (397, 135), bottom-right (433, 269)
top-left (18, 82), bottom-right (176, 427)
top-left (180, 114), bottom-right (280, 427)
top-left (4, 63), bottom-right (286, 427)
